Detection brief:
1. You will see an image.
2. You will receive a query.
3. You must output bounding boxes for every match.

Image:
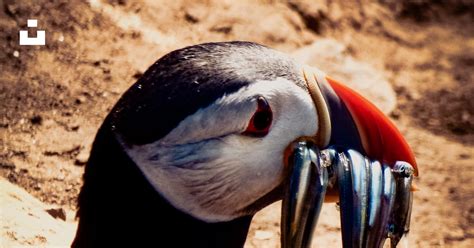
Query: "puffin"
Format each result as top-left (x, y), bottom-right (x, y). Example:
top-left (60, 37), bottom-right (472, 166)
top-left (72, 41), bottom-right (417, 248)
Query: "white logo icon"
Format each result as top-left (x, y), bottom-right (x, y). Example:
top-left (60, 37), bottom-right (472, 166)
top-left (19, 19), bottom-right (46, 46)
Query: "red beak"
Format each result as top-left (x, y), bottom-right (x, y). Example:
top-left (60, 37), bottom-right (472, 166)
top-left (326, 77), bottom-right (418, 176)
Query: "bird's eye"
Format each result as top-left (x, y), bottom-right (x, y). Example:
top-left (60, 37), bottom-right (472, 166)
top-left (242, 96), bottom-right (273, 137)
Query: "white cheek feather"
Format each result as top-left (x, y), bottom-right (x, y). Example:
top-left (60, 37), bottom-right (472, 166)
top-left (123, 78), bottom-right (318, 222)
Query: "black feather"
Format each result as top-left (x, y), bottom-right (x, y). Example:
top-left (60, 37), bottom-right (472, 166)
top-left (73, 41), bottom-right (304, 247)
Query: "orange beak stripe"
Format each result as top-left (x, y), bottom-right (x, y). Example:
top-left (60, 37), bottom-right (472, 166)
top-left (326, 77), bottom-right (418, 176)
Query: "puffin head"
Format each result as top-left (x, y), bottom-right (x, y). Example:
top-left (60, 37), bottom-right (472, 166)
top-left (73, 41), bottom-right (416, 247)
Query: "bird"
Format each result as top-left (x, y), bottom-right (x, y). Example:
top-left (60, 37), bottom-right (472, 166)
top-left (71, 41), bottom-right (416, 248)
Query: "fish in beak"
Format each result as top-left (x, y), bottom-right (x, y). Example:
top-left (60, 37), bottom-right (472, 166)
top-left (281, 66), bottom-right (418, 248)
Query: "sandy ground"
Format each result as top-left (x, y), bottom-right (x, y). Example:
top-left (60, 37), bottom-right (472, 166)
top-left (1, 0), bottom-right (473, 247)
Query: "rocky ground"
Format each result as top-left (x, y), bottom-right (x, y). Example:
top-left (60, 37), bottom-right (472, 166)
top-left (1, 0), bottom-right (473, 247)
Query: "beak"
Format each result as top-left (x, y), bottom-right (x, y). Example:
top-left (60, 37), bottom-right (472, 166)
top-left (299, 65), bottom-right (418, 176)
top-left (280, 66), bottom-right (418, 248)
top-left (325, 77), bottom-right (418, 176)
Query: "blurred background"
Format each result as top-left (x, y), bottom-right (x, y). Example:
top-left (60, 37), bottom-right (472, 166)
top-left (0, 0), bottom-right (473, 247)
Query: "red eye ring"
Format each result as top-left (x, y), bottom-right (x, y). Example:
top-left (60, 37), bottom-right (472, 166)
top-left (242, 96), bottom-right (273, 137)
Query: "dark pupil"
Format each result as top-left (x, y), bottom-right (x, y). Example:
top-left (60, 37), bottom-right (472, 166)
top-left (253, 96), bottom-right (272, 130)
top-left (253, 111), bottom-right (271, 130)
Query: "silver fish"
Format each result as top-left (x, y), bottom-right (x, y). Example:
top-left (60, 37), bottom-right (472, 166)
top-left (389, 161), bottom-right (414, 247)
top-left (281, 141), bottom-right (329, 248)
top-left (281, 144), bottom-right (414, 248)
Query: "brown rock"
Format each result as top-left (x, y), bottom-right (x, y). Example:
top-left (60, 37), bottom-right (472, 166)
top-left (46, 208), bottom-right (67, 221)
top-left (0, 178), bottom-right (76, 247)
